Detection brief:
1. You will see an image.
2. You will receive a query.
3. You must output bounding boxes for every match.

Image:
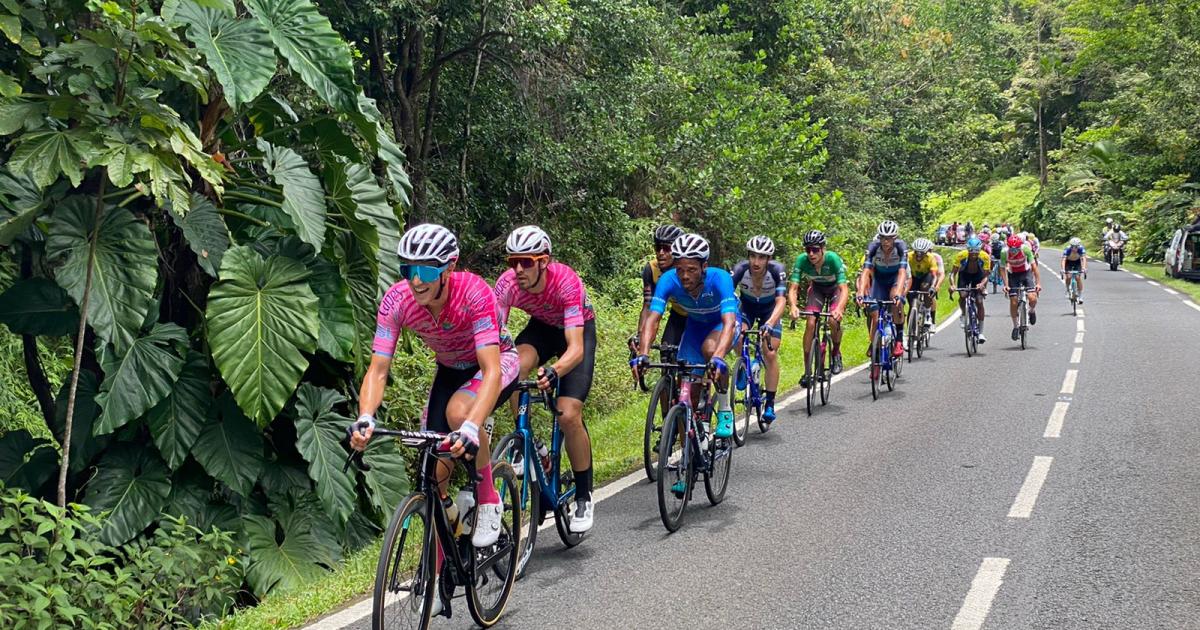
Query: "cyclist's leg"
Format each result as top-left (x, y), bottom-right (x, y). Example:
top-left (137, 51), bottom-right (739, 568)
top-left (762, 317), bottom-right (782, 400)
top-left (511, 321), bottom-right (552, 413)
top-left (695, 320), bottom-right (736, 437)
top-left (556, 320), bottom-right (597, 504)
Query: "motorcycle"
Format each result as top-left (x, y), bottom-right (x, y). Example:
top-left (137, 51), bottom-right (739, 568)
top-left (1106, 238), bottom-right (1125, 271)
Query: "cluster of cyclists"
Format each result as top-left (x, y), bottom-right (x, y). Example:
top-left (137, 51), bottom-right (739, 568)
top-left (342, 218), bottom-right (1105, 627)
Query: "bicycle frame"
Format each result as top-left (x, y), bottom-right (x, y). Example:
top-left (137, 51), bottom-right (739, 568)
top-left (511, 384), bottom-right (572, 512)
top-left (645, 357), bottom-right (716, 479)
top-left (737, 328), bottom-right (765, 411)
top-left (867, 298), bottom-right (899, 370)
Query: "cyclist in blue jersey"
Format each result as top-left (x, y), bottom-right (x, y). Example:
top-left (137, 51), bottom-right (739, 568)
top-left (856, 220), bottom-right (909, 358)
top-left (731, 235), bottom-right (787, 422)
top-left (1060, 237), bottom-right (1088, 303)
top-left (632, 233), bottom-right (739, 438)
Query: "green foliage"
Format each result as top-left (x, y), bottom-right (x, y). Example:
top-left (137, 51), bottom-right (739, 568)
top-left (0, 488), bottom-right (240, 628)
top-left (930, 176), bottom-right (1041, 230)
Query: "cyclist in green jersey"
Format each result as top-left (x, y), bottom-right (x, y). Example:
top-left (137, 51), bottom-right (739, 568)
top-left (787, 230), bottom-right (850, 383)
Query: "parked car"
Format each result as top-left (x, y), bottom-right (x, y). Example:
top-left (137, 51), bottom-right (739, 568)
top-left (936, 224), bottom-right (950, 245)
top-left (1164, 225), bottom-right (1200, 280)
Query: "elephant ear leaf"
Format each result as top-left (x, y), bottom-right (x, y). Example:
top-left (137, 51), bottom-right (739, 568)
top-left (176, 0), bottom-right (275, 109)
top-left (83, 444), bottom-right (172, 545)
top-left (93, 323), bottom-right (189, 436)
top-left (191, 394), bottom-right (264, 497)
top-left (292, 384), bottom-right (355, 525)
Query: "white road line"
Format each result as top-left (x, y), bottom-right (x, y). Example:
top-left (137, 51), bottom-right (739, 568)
top-left (951, 557), bottom-right (1012, 630)
top-left (1148, 280), bottom-right (1161, 287)
top-left (1076, 319), bottom-right (1085, 332)
top-left (1187, 301), bottom-right (1200, 313)
top-left (1044, 402), bottom-right (1070, 438)
top-left (1130, 272), bottom-right (1145, 279)
top-left (1164, 288), bottom-right (1180, 295)
top-left (1074, 332), bottom-right (1085, 344)
top-left (1077, 307), bottom-right (1085, 317)
top-left (1060, 370), bottom-right (1077, 395)
top-left (1070, 347), bottom-right (1082, 364)
top-left (1008, 456), bottom-right (1054, 518)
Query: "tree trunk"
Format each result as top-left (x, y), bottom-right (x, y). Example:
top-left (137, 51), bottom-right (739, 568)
top-left (18, 245), bottom-right (55, 426)
top-left (1037, 99), bottom-right (1048, 188)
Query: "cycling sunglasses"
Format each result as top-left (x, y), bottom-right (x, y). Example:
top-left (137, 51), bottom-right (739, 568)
top-left (806, 246), bottom-right (823, 254)
top-left (400, 262), bottom-right (449, 283)
top-left (507, 255), bottom-right (548, 270)
top-left (654, 242), bottom-right (673, 253)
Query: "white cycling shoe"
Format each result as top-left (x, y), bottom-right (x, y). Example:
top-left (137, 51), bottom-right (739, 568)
top-left (472, 503), bottom-right (503, 547)
top-left (569, 500), bottom-right (594, 533)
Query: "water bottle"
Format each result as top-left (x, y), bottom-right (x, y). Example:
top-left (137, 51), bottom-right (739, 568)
top-left (699, 421), bottom-right (710, 452)
top-left (535, 439), bottom-right (551, 475)
top-left (455, 489), bottom-right (475, 536)
top-left (735, 363), bottom-right (748, 391)
top-left (750, 358), bottom-right (762, 386)
top-left (443, 495), bottom-right (460, 535)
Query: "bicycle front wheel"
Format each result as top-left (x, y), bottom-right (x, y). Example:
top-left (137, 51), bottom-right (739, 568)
top-left (805, 335), bottom-right (818, 417)
top-left (466, 462), bottom-right (519, 628)
top-left (490, 434), bottom-right (539, 580)
top-left (907, 305), bottom-right (919, 363)
top-left (731, 358), bottom-right (750, 446)
top-left (703, 433), bottom-right (732, 506)
top-left (869, 331), bottom-right (880, 401)
top-left (819, 331), bottom-right (832, 405)
top-left (372, 493), bottom-right (434, 630)
top-left (643, 375), bottom-right (671, 482)
top-left (656, 405), bottom-right (691, 532)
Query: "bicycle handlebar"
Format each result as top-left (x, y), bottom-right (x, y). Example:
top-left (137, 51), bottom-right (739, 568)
top-left (515, 379), bottom-right (561, 416)
top-left (343, 428), bottom-right (483, 481)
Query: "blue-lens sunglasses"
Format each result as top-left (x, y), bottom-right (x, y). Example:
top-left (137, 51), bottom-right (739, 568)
top-left (400, 262), bottom-right (449, 283)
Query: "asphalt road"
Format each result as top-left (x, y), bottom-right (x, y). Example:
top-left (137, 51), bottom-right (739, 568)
top-left (312, 250), bottom-right (1200, 630)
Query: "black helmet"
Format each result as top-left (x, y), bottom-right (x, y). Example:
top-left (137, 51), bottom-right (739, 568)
top-left (803, 230), bottom-right (826, 246)
top-left (653, 224), bottom-right (684, 244)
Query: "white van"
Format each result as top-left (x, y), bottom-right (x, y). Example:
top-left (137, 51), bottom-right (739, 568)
top-left (1164, 226), bottom-right (1200, 280)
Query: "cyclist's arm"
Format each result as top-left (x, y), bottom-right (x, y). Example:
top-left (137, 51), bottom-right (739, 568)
top-left (638, 311), bottom-right (662, 356)
top-left (787, 281), bottom-right (801, 315)
top-left (768, 293), bottom-right (787, 328)
top-left (1081, 249), bottom-right (1088, 272)
top-left (714, 311), bottom-right (738, 357)
top-left (468, 344), bottom-right (503, 424)
top-left (834, 281), bottom-right (850, 315)
top-left (357, 353), bottom-right (392, 417)
top-left (637, 264), bottom-right (654, 336)
top-left (555, 326), bottom-right (585, 376)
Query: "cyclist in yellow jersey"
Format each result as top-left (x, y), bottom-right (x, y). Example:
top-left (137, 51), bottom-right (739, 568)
top-left (906, 238), bottom-right (943, 329)
top-left (638, 225), bottom-right (688, 347)
top-left (949, 237), bottom-right (992, 343)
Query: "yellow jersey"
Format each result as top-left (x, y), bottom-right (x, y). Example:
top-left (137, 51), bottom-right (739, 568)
top-left (908, 251), bottom-right (941, 275)
top-left (951, 250), bottom-right (992, 274)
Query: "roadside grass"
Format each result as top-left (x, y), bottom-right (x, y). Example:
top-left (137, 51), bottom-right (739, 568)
top-left (215, 291), bottom-right (961, 630)
top-left (926, 175), bottom-right (1039, 229)
top-left (1125, 260), bottom-right (1200, 302)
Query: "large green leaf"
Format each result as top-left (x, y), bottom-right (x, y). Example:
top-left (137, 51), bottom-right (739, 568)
top-left (176, 0), bottom-right (275, 109)
top-left (46, 199), bottom-right (157, 354)
top-left (340, 235), bottom-right (381, 371)
top-left (8, 129), bottom-right (96, 188)
top-left (51, 370), bottom-right (108, 473)
top-left (353, 94), bottom-right (412, 208)
top-left (206, 246), bottom-right (319, 425)
top-left (293, 384), bottom-right (354, 525)
top-left (363, 437), bottom-right (409, 517)
top-left (326, 157), bottom-right (401, 293)
top-left (83, 444), bottom-right (172, 545)
top-left (94, 323), bottom-right (188, 436)
top-left (309, 257), bottom-right (355, 361)
top-left (147, 352), bottom-right (213, 470)
top-left (268, 489), bottom-right (341, 560)
top-left (0, 430), bottom-right (58, 493)
top-left (244, 0), bottom-right (357, 113)
top-left (164, 463), bottom-right (242, 533)
top-left (0, 278), bottom-right (79, 336)
top-left (170, 193), bottom-right (230, 277)
top-left (0, 167), bottom-right (46, 245)
top-left (258, 139), bottom-right (326, 251)
top-left (0, 98), bottom-right (44, 135)
top-left (191, 395), bottom-right (264, 496)
top-left (243, 512), bottom-right (336, 596)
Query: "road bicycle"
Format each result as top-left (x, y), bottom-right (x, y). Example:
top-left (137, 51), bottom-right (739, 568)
top-left (732, 327), bottom-right (768, 438)
top-left (1008, 285), bottom-right (1041, 350)
top-left (864, 298), bottom-right (903, 400)
top-left (640, 355), bottom-right (734, 532)
top-left (989, 258), bottom-right (1003, 293)
top-left (345, 430), bottom-right (519, 630)
top-left (905, 289), bottom-right (934, 362)
top-left (633, 340), bottom-right (679, 483)
top-left (802, 303), bottom-right (835, 416)
top-left (951, 286), bottom-right (984, 357)
top-left (1064, 270), bottom-right (1085, 316)
top-left (491, 380), bottom-right (582, 581)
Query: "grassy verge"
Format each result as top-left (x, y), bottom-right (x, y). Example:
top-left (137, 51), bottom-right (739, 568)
top-left (1125, 260), bottom-right (1200, 302)
top-left (214, 291), bottom-right (962, 630)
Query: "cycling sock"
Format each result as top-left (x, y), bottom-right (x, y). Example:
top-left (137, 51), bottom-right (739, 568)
top-left (717, 387), bottom-right (732, 412)
top-left (765, 390), bottom-right (776, 405)
top-left (476, 464), bottom-right (500, 504)
top-left (573, 467), bottom-right (593, 502)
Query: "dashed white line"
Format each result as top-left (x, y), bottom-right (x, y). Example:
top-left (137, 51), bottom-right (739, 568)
top-left (1074, 332), bottom-right (1085, 344)
top-left (1164, 288), bottom-right (1180, 295)
top-left (1070, 347), bottom-right (1082, 364)
top-left (1147, 280), bottom-right (1161, 287)
top-left (1076, 319), bottom-right (1085, 332)
top-left (1044, 402), bottom-right (1070, 438)
top-left (1008, 456), bottom-right (1054, 518)
top-left (1187, 301), bottom-right (1200, 313)
top-left (1130, 272), bottom-right (1145, 279)
top-left (1077, 307), bottom-right (1085, 317)
top-left (951, 557), bottom-right (1012, 630)
top-left (1061, 370), bottom-right (1077, 395)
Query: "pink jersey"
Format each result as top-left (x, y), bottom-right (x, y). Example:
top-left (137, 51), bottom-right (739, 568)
top-left (494, 261), bottom-right (595, 329)
top-left (373, 272), bottom-right (512, 369)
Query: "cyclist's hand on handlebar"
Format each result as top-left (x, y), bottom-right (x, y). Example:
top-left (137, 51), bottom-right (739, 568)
top-left (707, 356), bottom-right (728, 378)
top-left (348, 414), bottom-right (375, 452)
top-left (831, 307), bottom-right (844, 322)
top-left (537, 365), bottom-right (559, 392)
top-left (789, 305), bottom-right (801, 320)
top-left (443, 420), bottom-right (481, 460)
top-left (630, 354), bottom-right (650, 375)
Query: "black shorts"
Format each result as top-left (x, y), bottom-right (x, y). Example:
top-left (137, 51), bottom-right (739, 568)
top-left (907, 273), bottom-right (934, 296)
top-left (1064, 259), bottom-right (1082, 272)
top-left (425, 360), bottom-right (521, 434)
top-left (957, 273), bottom-right (987, 292)
top-left (515, 317), bottom-right (597, 402)
top-left (1007, 270), bottom-right (1036, 294)
top-left (661, 311), bottom-right (686, 347)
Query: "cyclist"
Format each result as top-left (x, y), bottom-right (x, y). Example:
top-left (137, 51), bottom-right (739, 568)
top-left (731, 236), bottom-right (787, 423)
top-left (349, 224), bottom-right (520, 549)
top-left (1026, 231), bottom-right (1041, 261)
top-left (632, 233), bottom-right (739, 439)
top-left (639, 225), bottom-right (687, 347)
top-left (906, 237), bottom-right (943, 329)
top-left (1001, 234), bottom-right (1042, 340)
top-left (856, 220), bottom-right (909, 357)
top-left (494, 226), bottom-right (597, 532)
top-left (949, 237), bottom-right (992, 343)
top-left (788, 229), bottom-right (850, 385)
top-left (1060, 237), bottom-right (1088, 303)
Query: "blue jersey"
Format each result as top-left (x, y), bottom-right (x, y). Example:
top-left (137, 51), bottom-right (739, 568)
top-left (650, 267), bottom-right (738, 324)
top-left (864, 240), bottom-right (908, 277)
top-left (1062, 245), bottom-right (1086, 262)
top-left (730, 260), bottom-right (787, 307)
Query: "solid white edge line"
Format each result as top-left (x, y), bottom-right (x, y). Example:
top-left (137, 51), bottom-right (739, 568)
top-left (1187, 301), bottom-right (1200, 313)
top-left (951, 557), bottom-right (1012, 630)
top-left (1070, 347), bottom-right (1082, 364)
top-left (1130, 272), bottom-right (1145, 279)
top-left (1147, 280), bottom-right (1161, 286)
top-left (1060, 370), bottom-right (1077, 395)
top-left (304, 308), bottom-right (967, 630)
top-left (1008, 456), bottom-right (1054, 518)
top-left (1164, 288), bottom-right (1180, 295)
top-left (1043, 402), bottom-right (1070, 439)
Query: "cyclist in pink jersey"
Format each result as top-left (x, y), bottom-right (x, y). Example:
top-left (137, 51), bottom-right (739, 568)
top-left (494, 225), bottom-right (598, 532)
top-left (349, 224), bottom-right (520, 549)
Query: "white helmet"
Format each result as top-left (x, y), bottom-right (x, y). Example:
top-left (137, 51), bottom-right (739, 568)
top-left (398, 223), bottom-right (459, 264)
top-left (746, 235), bottom-right (775, 256)
top-left (670, 233), bottom-right (710, 260)
top-left (506, 225), bottom-right (552, 255)
top-left (1069, 237), bottom-right (1082, 247)
top-left (912, 237), bottom-right (933, 253)
top-left (877, 220), bottom-right (900, 237)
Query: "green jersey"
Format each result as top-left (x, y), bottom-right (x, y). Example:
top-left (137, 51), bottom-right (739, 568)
top-left (790, 251), bottom-right (848, 286)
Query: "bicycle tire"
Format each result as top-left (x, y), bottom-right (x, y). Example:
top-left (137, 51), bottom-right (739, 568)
top-left (372, 493), bottom-right (434, 630)
top-left (642, 375), bottom-right (671, 482)
top-left (907, 304), bottom-right (919, 363)
top-left (466, 462), bottom-right (519, 628)
top-left (885, 358), bottom-right (895, 391)
top-left (703, 434), bottom-right (732, 506)
top-left (819, 330), bottom-right (832, 406)
top-left (869, 330), bottom-right (880, 401)
top-left (656, 405), bottom-right (691, 532)
top-left (731, 358), bottom-right (750, 447)
top-left (1019, 300), bottom-right (1028, 350)
top-left (805, 334), bottom-right (818, 417)
top-left (490, 434), bottom-right (539, 580)
top-left (551, 468), bottom-right (585, 548)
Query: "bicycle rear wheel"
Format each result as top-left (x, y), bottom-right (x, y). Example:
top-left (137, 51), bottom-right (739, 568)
top-left (642, 375), bottom-right (671, 482)
top-left (656, 405), bottom-right (691, 532)
top-left (466, 462), bottom-right (519, 628)
top-left (703, 433), bottom-right (732, 506)
top-left (805, 334), bottom-right (818, 416)
top-left (869, 331), bottom-right (880, 401)
top-left (552, 468), bottom-right (585, 548)
top-left (907, 305), bottom-right (919, 363)
top-left (731, 358), bottom-right (750, 446)
top-left (490, 434), bottom-right (539, 580)
top-left (372, 493), bottom-right (434, 630)
top-left (819, 331), bottom-right (832, 405)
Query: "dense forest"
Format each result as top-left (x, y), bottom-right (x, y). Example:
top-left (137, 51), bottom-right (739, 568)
top-left (1, 0), bottom-right (1198, 625)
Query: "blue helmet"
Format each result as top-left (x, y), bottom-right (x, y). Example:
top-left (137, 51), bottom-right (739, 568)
top-left (966, 237), bottom-right (983, 252)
